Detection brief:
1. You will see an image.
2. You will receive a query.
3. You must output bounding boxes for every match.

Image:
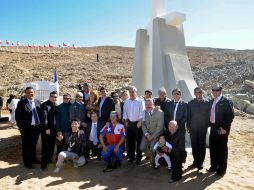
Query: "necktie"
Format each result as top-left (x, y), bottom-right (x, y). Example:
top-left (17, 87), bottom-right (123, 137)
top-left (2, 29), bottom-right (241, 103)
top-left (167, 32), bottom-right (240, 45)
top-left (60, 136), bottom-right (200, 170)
top-left (210, 99), bottom-right (217, 123)
top-left (92, 124), bottom-right (98, 145)
top-left (32, 107), bottom-right (40, 125)
top-left (173, 102), bottom-right (179, 121)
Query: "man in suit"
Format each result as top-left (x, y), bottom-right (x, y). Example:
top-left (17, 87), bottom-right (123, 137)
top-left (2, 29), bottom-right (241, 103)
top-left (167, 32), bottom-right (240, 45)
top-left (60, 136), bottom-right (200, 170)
top-left (98, 86), bottom-right (114, 124)
top-left (164, 88), bottom-right (188, 134)
top-left (69, 92), bottom-right (87, 128)
top-left (85, 111), bottom-right (104, 160)
top-left (40, 91), bottom-right (58, 170)
top-left (208, 85), bottom-right (234, 176)
top-left (140, 98), bottom-right (164, 158)
top-left (187, 87), bottom-right (210, 171)
top-left (15, 86), bottom-right (42, 168)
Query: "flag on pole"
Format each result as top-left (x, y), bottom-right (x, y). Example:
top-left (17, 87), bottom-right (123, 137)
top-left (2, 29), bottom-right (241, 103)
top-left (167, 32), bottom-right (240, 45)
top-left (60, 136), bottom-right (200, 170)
top-left (17, 42), bottom-right (20, 46)
top-left (63, 42), bottom-right (69, 47)
top-left (54, 70), bottom-right (59, 95)
top-left (0, 40), bottom-right (2, 45)
top-left (28, 43), bottom-right (32, 48)
top-left (72, 44), bottom-right (76, 48)
top-left (44, 44), bottom-right (47, 48)
top-left (6, 40), bottom-right (10, 45)
top-left (49, 43), bottom-right (53, 48)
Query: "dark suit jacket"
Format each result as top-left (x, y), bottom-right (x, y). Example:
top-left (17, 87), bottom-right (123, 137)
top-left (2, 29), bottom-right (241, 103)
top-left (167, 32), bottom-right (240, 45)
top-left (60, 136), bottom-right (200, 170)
top-left (69, 101), bottom-right (86, 123)
top-left (41, 100), bottom-right (57, 131)
top-left (164, 100), bottom-right (188, 133)
top-left (98, 96), bottom-right (114, 122)
top-left (209, 96), bottom-right (234, 133)
top-left (15, 98), bottom-right (42, 130)
top-left (85, 120), bottom-right (104, 143)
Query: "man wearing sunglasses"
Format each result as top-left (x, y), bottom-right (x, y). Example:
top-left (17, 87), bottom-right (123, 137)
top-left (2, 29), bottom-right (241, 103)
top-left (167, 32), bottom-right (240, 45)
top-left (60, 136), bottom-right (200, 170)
top-left (187, 87), bottom-right (210, 172)
top-left (40, 91), bottom-right (58, 170)
top-left (207, 85), bottom-right (234, 176)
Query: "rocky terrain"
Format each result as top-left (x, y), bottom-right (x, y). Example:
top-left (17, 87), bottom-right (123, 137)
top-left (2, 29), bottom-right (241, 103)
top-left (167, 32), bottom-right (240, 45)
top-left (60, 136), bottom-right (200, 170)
top-left (1, 46), bottom-right (254, 114)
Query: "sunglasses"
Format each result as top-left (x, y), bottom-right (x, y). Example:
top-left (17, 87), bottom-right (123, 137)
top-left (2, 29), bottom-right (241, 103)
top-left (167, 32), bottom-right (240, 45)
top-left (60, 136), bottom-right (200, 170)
top-left (173, 93), bottom-right (180, 95)
top-left (50, 96), bottom-right (57, 98)
top-left (212, 89), bottom-right (220, 92)
top-left (63, 97), bottom-right (70, 100)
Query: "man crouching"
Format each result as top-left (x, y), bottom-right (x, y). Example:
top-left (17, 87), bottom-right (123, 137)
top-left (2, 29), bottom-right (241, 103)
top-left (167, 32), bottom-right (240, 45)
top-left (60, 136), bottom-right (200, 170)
top-left (54, 118), bottom-right (87, 173)
top-left (100, 111), bottom-right (126, 172)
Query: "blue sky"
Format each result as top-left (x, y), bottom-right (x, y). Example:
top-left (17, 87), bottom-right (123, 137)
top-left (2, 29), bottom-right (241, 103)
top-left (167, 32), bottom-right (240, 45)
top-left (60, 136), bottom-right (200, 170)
top-left (0, 0), bottom-right (253, 49)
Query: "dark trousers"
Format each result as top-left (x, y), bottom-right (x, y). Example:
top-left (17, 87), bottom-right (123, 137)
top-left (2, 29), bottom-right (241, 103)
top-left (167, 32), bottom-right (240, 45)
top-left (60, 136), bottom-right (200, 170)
top-left (209, 126), bottom-right (228, 174)
top-left (171, 151), bottom-right (186, 180)
top-left (127, 121), bottom-right (143, 161)
top-left (190, 129), bottom-right (207, 168)
top-left (86, 140), bottom-right (102, 159)
top-left (41, 130), bottom-right (56, 168)
top-left (20, 126), bottom-right (40, 167)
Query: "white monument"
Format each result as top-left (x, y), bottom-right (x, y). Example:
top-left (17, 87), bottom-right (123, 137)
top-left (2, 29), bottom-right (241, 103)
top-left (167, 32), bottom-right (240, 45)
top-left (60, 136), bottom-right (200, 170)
top-left (132, 0), bottom-right (197, 101)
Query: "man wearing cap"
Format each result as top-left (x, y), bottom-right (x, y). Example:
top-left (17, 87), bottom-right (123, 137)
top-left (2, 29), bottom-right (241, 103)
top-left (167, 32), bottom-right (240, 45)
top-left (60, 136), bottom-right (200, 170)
top-left (69, 92), bottom-right (87, 127)
top-left (207, 85), bottom-right (234, 176)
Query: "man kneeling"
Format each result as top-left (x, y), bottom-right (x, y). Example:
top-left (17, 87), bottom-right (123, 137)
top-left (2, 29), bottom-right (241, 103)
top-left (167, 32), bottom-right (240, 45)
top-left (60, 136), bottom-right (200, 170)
top-left (100, 111), bottom-right (126, 172)
top-left (54, 118), bottom-right (87, 173)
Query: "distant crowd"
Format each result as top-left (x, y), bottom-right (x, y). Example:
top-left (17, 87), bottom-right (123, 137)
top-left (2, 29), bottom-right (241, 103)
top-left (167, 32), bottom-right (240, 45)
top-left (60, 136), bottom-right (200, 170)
top-left (1, 82), bottom-right (234, 183)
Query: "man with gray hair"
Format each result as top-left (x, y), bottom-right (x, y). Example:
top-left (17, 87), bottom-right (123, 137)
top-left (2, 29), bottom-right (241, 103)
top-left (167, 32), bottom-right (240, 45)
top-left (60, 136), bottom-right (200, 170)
top-left (154, 87), bottom-right (170, 113)
top-left (140, 98), bottom-right (164, 159)
top-left (123, 86), bottom-right (145, 165)
top-left (69, 92), bottom-right (87, 127)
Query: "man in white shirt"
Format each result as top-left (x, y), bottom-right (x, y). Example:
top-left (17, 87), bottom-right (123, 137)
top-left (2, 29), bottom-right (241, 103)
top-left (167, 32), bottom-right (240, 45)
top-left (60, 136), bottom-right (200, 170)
top-left (123, 86), bottom-right (145, 165)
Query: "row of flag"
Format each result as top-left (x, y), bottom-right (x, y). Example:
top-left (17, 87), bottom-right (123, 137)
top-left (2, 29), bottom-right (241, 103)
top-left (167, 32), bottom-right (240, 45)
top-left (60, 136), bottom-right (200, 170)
top-left (0, 40), bottom-right (76, 48)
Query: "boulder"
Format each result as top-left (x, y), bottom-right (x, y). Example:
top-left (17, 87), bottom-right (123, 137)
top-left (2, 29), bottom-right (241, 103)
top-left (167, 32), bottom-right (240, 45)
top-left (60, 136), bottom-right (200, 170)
top-left (236, 99), bottom-right (251, 111)
top-left (234, 94), bottom-right (249, 101)
top-left (244, 80), bottom-right (254, 89)
top-left (246, 104), bottom-right (254, 115)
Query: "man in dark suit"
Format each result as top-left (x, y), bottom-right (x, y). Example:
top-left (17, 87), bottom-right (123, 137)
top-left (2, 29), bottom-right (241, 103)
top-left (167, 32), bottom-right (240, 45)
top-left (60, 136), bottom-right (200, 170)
top-left (164, 88), bottom-right (188, 134)
top-left (98, 87), bottom-right (114, 124)
top-left (208, 85), bottom-right (234, 176)
top-left (15, 86), bottom-right (42, 168)
top-left (40, 91), bottom-right (58, 170)
top-left (84, 112), bottom-right (104, 160)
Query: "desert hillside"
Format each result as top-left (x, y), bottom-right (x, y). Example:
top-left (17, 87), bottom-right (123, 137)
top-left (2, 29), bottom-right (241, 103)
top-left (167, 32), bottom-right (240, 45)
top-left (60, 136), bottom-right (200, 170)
top-left (0, 46), bottom-right (254, 97)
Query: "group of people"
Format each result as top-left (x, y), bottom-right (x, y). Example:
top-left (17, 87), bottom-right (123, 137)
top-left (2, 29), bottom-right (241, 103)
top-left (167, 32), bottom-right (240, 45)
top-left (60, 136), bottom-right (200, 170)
top-left (14, 82), bottom-right (234, 183)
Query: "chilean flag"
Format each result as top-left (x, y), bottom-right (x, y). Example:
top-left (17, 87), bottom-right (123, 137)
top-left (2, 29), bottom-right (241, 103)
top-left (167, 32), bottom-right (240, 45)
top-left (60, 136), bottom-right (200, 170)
top-left (28, 43), bottom-right (32, 48)
top-left (63, 42), bottom-right (69, 47)
top-left (38, 44), bottom-right (42, 48)
top-left (44, 44), bottom-right (47, 48)
top-left (0, 40), bottom-right (2, 45)
top-left (54, 70), bottom-right (59, 95)
top-left (49, 43), bottom-right (53, 48)
top-left (6, 40), bottom-right (10, 45)
top-left (17, 42), bottom-right (20, 46)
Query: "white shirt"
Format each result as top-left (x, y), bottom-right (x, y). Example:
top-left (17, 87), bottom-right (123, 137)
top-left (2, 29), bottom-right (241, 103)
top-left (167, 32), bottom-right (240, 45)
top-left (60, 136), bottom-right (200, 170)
top-left (211, 94), bottom-right (223, 122)
top-left (115, 103), bottom-right (122, 119)
top-left (99, 97), bottom-right (106, 117)
top-left (89, 122), bottom-right (97, 141)
top-left (173, 100), bottom-right (180, 121)
top-left (123, 97), bottom-right (144, 122)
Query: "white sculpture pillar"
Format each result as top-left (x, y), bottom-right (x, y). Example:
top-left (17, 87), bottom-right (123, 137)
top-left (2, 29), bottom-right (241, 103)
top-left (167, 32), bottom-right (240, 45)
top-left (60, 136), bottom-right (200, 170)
top-left (132, 0), bottom-right (197, 101)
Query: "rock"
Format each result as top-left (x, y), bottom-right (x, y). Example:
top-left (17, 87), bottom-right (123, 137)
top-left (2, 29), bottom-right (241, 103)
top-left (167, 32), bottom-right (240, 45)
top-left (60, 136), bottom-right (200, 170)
top-left (236, 99), bottom-right (251, 111)
top-left (234, 94), bottom-right (250, 101)
top-left (246, 104), bottom-right (254, 115)
top-left (244, 80), bottom-right (254, 89)
top-left (231, 97), bottom-right (238, 108)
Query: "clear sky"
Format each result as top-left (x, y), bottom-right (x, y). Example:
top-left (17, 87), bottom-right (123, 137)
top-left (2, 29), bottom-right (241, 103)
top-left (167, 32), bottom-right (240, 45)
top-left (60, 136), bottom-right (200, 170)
top-left (0, 0), bottom-right (253, 50)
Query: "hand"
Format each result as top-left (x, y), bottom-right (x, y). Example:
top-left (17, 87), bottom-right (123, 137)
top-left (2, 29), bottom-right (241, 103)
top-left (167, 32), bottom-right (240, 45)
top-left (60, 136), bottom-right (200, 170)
top-left (137, 121), bottom-right (142, 128)
top-left (219, 127), bottom-right (227, 135)
top-left (57, 131), bottom-right (62, 137)
top-left (102, 145), bottom-right (108, 153)
top-left (46, 129), bottom-right (51, 135)
top-left (162, 146), bottom-right (169, 153)
top-left (114, 145), bottom-right (119, 154)
top-left (146, 134), bottom-right (153, 141)
top-left (57, 134), bottom-right (63, 141)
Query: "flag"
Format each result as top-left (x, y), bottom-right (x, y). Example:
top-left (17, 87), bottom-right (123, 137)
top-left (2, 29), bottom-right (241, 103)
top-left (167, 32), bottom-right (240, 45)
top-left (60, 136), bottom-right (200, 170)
top-left (49, 43), bottom-right (53, 48)
top-left (0, 40), bottom-right (2, 44)
top-left (38, 44), bottom-right (42, 48)
top-left (72, 44), bottom-right (76, 48)
top-left (44, 44), bottom-right (47, 48)
top-left (63, 42), bottom-right (69, 47)
top-left (6, 40), bottom-right (10, 45)
top-left (54, 70), bottom-right (59, 95)
top-left (28, 43), bottom-right (32, 48)
top-left (17, 42), bottom-right (20, 46)
top-left (11, 42), bottom-right (14, 46)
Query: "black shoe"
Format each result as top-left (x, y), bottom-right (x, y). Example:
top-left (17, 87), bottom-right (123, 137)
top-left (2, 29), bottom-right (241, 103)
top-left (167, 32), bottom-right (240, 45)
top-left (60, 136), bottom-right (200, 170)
top-left (206, 167), bottom-right (217, 172)
top-left (32, 159), bottom-right (40, 164)
top-left (216, 171), bottom-right (226, 176)
top-left (128, 158), bottom-right (134, 163)
top-left (136, 160), bottom-right (141, 165)
top-left (169, 178), bottom-right (179, 183)
top-left (188, 163), bottom-right (196, 169)
top-left (24, 164), bottom-right (33, 169)
top-left (41, 165), bottom-right (47, 171)
top-left (103, 166), bottom-right (114, 173)
top-left (97, 155), bottom-right (101, 160)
